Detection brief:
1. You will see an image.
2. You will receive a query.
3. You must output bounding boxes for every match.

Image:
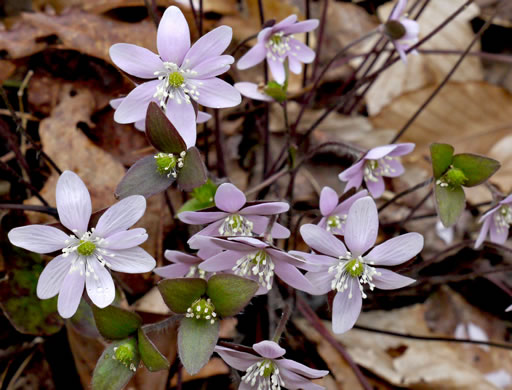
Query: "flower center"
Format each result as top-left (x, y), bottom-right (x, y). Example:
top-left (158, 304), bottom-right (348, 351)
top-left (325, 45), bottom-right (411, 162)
top-left (266, 31), bottom-right (292, 61)
top-left (168, 71), bottom-right (185, 88)
top-left (232, 250), bottom-right (274, 290)
top-left (328, 253), bottom-right (379, 299)
top-left (326, 215), bottom-right (347, 232)
top-left (345, 258), bottom-right (364, 277)
top-left (153, 61), bottom-right (200, 108)
top-left (218, 214), bottom-right (254, 236)
top-left (185, 265), bottom-right (207, 279)
top-left (384, 20), bottom-right (407, 40)
top-left (363, 156), bottom-right (397, 183)
top-left (154, 151), bottom-right (186, 178)
top-left (242, 359), bottom-right (284, 390)
top-left (186, 298), bottom-right (217, 324)
top-left (77, 240), bottom-right (96, 256)
top-left (112, 338), bottom-right (138, 372)
top-left (494, 205), bottom-right (512, 233)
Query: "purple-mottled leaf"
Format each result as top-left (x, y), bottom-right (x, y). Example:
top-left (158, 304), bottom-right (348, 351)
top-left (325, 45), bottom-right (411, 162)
top-left (138, 328), bottom-right (170, 372)
top-left (430, 143), bottom-right (454, 179)
top-left (206, 274), bottom-right (258, 318)
top-left (158, 278), bottom-right (207, 314)
top-left (452, 153), bottom-right (501, 187)
top-left (177, 147), bottom-right (207, 192)
top-left (145, 102), bottom-right (187, 153)
top-left (178, 317), bottom-right (219, 375)
top-left (92, 305), bottom-right (142, 340)
top-left (434, 184), bottom-right (465, 228)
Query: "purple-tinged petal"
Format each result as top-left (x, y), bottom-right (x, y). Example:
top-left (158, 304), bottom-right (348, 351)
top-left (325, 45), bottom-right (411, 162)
top-left (37, 254), bottom-right (72, 299)
top-left (506, 304), bottom-right (512, 312)
top-left (135, 119), bottom-right (145, 130)
top-left (288, 57), bottom-right (302, 74)
top-left (109, 43), bottom-right (164, 78)
top-left (235, 82), bottom-right (273, 102)
top-left (189, 235), bottom-right (256, 252)
top-left (56, 170), bottom-right (91, 235)
top-left (237, 43), bottom-right (267, 70)
top-left (192, 77), bottom-right (241, 109)
top-left (58, 260), bottom-right (85, 318)
top-left (164, 250), bottom-right (200, 264)
top-left (107, 247), bottom-right (156, 273)
top-left (332, 282), bottom-right (362, 334)
top-left (185, 26), bottom-right (233, 69)
top-left (274, 260), bottom-right (316, 293)
top-left (395, 43), bottom-right (408, 64)
top-left (282, 19), bottom-right (319, 35)
top-left (289, 251), bottom-right (338, 268)
top-left (114, 80), bottom-right (159, 124)
top-left (154, 263), bottom-right (191, 278)
top-left (166, 98), bottom-right (197, 150)
top-left (390, 0), bottom-right (407, 20)
top-left (387, 142), bottom-right (415, 157)
top-left (192, 55), bottom-right (234, 79)
top-left (196, 111), bottom-right (211, 123)
top-left (501, 194), bottom-right (512, 205)
top-left (199, 250), bottom-right (245, 272)
top-left (365, 233), bottom-right (423, 266)
top-left (379, 158), bottom-right (405, 178)
top-left (373, 269), bottom-right (415, 290)
top-left (94, 195), bottom-right (146, 238)
top-left (8, 225), bottom-right (69, 254)
top-left (190, 219), bottom-right (225, 237)
top-left (338, 160), bottom-right (365, 191)
top-left (86, 257), bottom-right (115, 308)
top-left (215, 183), bottom-right (246, 212)
top-left (157, 6), bottom-right (190, 64)
top-left (229, 236), bottom-right (268, 248)
top-left (249, 216), bottom-right (290, 239)
top-left (474, 217), bottom-right (492, 249)
top-left (273, 14), bottom-right (298, 30)
top-left (344, 197), bottom-right (379, 256)
top-left (401, 19), bottom-right (420, 40)
top-left (110, 97), bottom-right (122, 109)
top-left (253, 340), bottom-right (286, 359)
top-left (178, 211), bottom-right (226, 225)
top-left (240, 202), bottom-right (289, 215)
top-left (288, 38), bottom-right (315, 63)
top-left (267, 56), bottom-right (286, 84)
top-left (100, 228), bottom-right (148, 250)
top-left (214, 346), bottom-right (261, 371)
top-left (365, 176), bottom-right (386, 198)
top-left (319, 186), bottom-right (338, 216)
top-left (278, 359), bottom-right (329, 379)
top-left (305, 270), bottom-right (334, 295)
top-left (365, 145), bottom-right (398, 160)
top-left (267, 248), bottom-right (315, 270)
top-left (332, 190), bottom-right (368, 216)
top-left (479, 205), bottom-right (500, 222)
top-left (489, 221), bottom-right (509, 245)
top-left (278, 367), bottom-right (325, 390)
top-left (300, 224), bottom-right (347, 258)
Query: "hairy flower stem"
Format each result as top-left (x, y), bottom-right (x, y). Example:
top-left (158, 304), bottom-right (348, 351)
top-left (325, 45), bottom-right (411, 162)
top-left (378, 178), bottom-right (433, 213)
top-left (272, 303), bottom-right (292, 343)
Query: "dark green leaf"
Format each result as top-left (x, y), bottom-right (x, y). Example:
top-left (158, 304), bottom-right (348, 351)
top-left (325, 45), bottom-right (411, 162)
top-left (177, 147), bottom-right (207, 192)
top-left (178, 179), bottom-right (217, 213)
top-left (434, 184), bottom-right (466, 227)
top-left (138, 328), bottom-right (170, 372)
top-left (92, 305), bottom-right (142, 340)
top-left (430, 143), bottom-right (454, 178)
top-left (115, 155), bottom-right (174, 199)
top-left (178, 317), bottom-right (219, 375)
top-left (452, 153), bottom-right (501, 187)
top-left (158, 278), bottom-right (207, 314)
top-left (206, 274), bottom-right (258, 318)
top-left (264, 81), bottom-right (287, 103)
top-left (145, 102), bottom-right (187, 153)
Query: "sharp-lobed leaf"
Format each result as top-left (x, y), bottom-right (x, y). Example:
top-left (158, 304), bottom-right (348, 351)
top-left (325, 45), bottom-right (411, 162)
top-left (178, 317), bottom-right (219, 375)
top-left (158, 278), bottom-right (207, 314)
top-left (115, 155), bottom-right (174, 199)
top-left (434, 184), bottom-right (466, 228)
top-left (145, 102), bottom-right (187, 153)
top-left (206, 274), bottom-right (258, 318)
top-left (430, 143), bottom-right (454, 178)
top-left (92, 305), bottom-right (142, 340)
top-left (452, 153), bottom-right (501, 187)
top-left (138, 328), bottom-right (170, 372)
top-left (177, 147), bottom-right (208, 192)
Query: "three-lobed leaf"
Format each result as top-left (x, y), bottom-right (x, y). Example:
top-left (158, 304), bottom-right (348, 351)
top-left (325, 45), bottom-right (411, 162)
top-left (430, 143), bottom-right (454, 179)
top-left (138, 328), bottom-right (170, 372)
top-left (158, 278), bottom-right (207, 314)
top-left (452, 153), bottom-right (500, 187)
top-left (206, 274), bottom-right (259, 317)
top-left (92, 305), bottom-right (142, 340)
top-left (178, 317), bottom-right (219, 375)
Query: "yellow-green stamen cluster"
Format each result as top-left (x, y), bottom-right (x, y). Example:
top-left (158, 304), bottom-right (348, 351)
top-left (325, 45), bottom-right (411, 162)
top-left (232, 250), bottom-right (274, 290)
top-left (266, 31), bottom-right (291, 61)
top-left (364, 156), bottom-right (397, 183)
top-left (328, 252), bottom-right (379, 299)
top-left (242, 359), bottom-right (284, 389)
top-left (345, 258), bottom-right (364, 278)
top-left (77, 240), bottom-right (96, 256)
top-left (168, 71), bottom-right (185, 88)
top-left (186, 298), bottom-right (217, 324)
top-left (112, 339), bottom-right (138, 372)
top-left (154, 151), bottom-right (186, 178)
top-left (437, 166), bottom-right (468, 188)
top-left (384, 20), bottom-right (407, 40)
top-left (326, 215), bottom-right (346, 232)
top-left (218, 214), bottom-right (254, 236)
top-left (494, 205), bottom-right (512, 233)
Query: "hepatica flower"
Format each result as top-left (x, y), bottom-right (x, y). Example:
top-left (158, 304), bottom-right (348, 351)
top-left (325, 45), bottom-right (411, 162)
top-left (154, 250), bottom-right (209, 279)
top-left (8, 171), bottom-right (156, 318)
top-left (237, 15), bottom-right (318, 84)
top-left (235, 82), bottom-right (274, 102)
top-left (110, 5), bottom-right (241, 148)
top-left (317, 187), bottom-right (368, 235)
top-left (301, 197), bottom-right (423, 333)
top-left (215, 340), bottom-right (328, 390)
top-left (178, 183), bottom-right (290, 239)
top-left (475, 195), bottom-right (512, 249)
top-left (338, 143), bottom-right (414, 198)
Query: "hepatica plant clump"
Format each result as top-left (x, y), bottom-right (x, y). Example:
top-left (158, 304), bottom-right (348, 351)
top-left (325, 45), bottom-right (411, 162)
top-left (3, 1), bottom-right (511, 389)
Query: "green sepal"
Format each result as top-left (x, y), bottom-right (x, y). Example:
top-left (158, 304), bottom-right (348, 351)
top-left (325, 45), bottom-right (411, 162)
top-left (178, 317), bottom-right (220, 375)
top-left (434, 183), bottom-right (466, 227)
top-left (177, 147), bottom-right (208, 192)
top-left (137, 327), bottom-right (170, 372)
top-left (452, 153), bottom-right (501, 187)
top-left (145, 102), bottom-right (187, 153)
top-left (264, 81), bottom-right (287, 103)
top-left (92, 337), bottom-right (139, 390)
top-left (206, 274), bottom-right (258, 318)
top-left (430, 143), bottom-right (454, 179)
top-left (158, 278), bottom-right (207, 314)
top-left (178, 179), bottom-right (218, 213)
top-left (92, 305), bottom-right (142, 340)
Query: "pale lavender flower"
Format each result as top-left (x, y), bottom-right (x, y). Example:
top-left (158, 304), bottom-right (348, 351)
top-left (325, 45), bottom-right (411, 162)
top-left (189, 236), bottom-right (316, 295)
top-left (178, 183), bottom-right (290, 239)
top-left (317, 188), bottom-right (368, 235)
top-left (237, 15), bottom-right (318, 84)
top-left (506, 304), bottom-right (512, 312)
top-left (8, 171), bottom-right (155, 318)
top-left (235, 82), bottom-right (273, 102)
top-left (109, 6), bottom-right (241, 148)
top-left (215, 340), bottom-right (329, 390)
top-left (379, 0), bottom-right (420, 63)
top-left (154, 250), bottom-right (206, 279)
top-left (338, 143), bottom-right (414, 198)
top-left (474, 194), bottom-right (512, 249)
top-left (300, 197), bottom-right (423, 333)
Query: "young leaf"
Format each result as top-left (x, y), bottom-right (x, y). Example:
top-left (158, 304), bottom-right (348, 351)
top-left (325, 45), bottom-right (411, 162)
top-left (178, 179), bottom-right (218, 213)
top-left (452, 153), bottom-right (501, 187)
top-left (434, 184), bottom-right (466, 227)
top-left (158, 278), bottom-right (207, 314)
top-left (206, 274), bottom-right (258, 317)
top-left (92, 338), bottom-right (139, 390)
top-left (145, 102), bottom-right (187, 154)
top-left (177, 147), bottom-right (208, 192)
top-left (430, 143), bottom-right (454, 179)
top-left (178, 317), bottom-right (219, 375)
top-left (138, 328), bottom-right (170, 372)
top-left (92, 305), bottom-right (142, 340)
top-left (264, 81), bottom-right (287, 103)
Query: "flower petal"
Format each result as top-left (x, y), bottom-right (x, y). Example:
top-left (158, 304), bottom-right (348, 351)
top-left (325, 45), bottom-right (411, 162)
top-left (107, 247), bottom-right (156, 273)
top-left (94, 195), bottom-right (146, 238)
top-left (332, 190), bottom-right (368, 216)
top-left (279, 368), bottom-right (325, 390)
top-left (114, 80), bottom-right (159, 124)
top-left (192, 55), bottom-right (234, 79)
top-left (214, 346), bottom-right (261, 371)
top-left (86, 257), bottom-right (115, 308)
top-left (305, 270), bottom-right (335, 295)
top-left (37, 254), bottom-right (72, 299)
top-left (215, 183), bottom-right (246, 212)
top-left (365, 233), bottom-right (423, 266)
top-left (474, 217), bottom-right (491, 249)
top-left (300, 224), bottom-right (347, 258)
top-left (332, 282), bottom-right (361, 334)
top-left (253, 340), bottom-right (286, 359)
top-left (288, 38), bottom-right (315, 63)
top-left (157, 6), bottom-right (190, 64)
top-left (391, 0), bottom-right (407, 19)
top-left (237, 43), bottom-right (267, 70)
top-left (281, 19), bottom-right (319, 35)
top-left (240, 202), bottom-right (289, 215)
top-left (489, 220), bottom-right (509, 245)
top-left (178, 211), bottom-right (227, 225)
top-left (379, 158), bottom-right (405, 178)
top-left (235, 82), bottom-right (273, 102)
top-left (344, 197), bottom-right (378, 256)
top-left (100, 228), bottom-right (148, 250)
top-left (56, 170), bottom-right (92, 235)
top-left (164, 250), bottom-right (200, 264)
top-left (198, 250), bottom-right (243, 272)
top-left (249, 216), bottom-right (290, 239)
top-left (196, 111), bottom-right (211, 123)
top-left (8, 225), bottom-right (69, 254)
top-left (154, 263), bottom-right (191, 278)
top-left (192, 77), bottom-right (241, 109)
top-left (57, 260), bottom-right (85, 318)
top-left (166, 98), bottom-right (197, 149)
top-left (185, 26), bottom-right (233, 69)
top-left (288, 57), bottom-right (302, 74)
top-left (109, 43), bottom-right (164, 78)
top-left (267, 56), bottom-right (286, 84)
top-left (277, 359), bottom-right (329, 379)
top-left (274, 260), bottom-right (316, 294)
top-left (365, 145), bottom-right (398, 160)
top-left (338, 160), bottom-right (365, 191)
top-left (274, 14), bottom-right (298, 30)
top-left (372, 269), bottom-right (415, 290)
top-left (319, 186), bottom-right (338, 216)
top-left (365, 176), bottom-right (386, 198)
top-left (401, 20), bottom-right (420, 40)
top-left (387, 142), bottom-right (415, 157)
